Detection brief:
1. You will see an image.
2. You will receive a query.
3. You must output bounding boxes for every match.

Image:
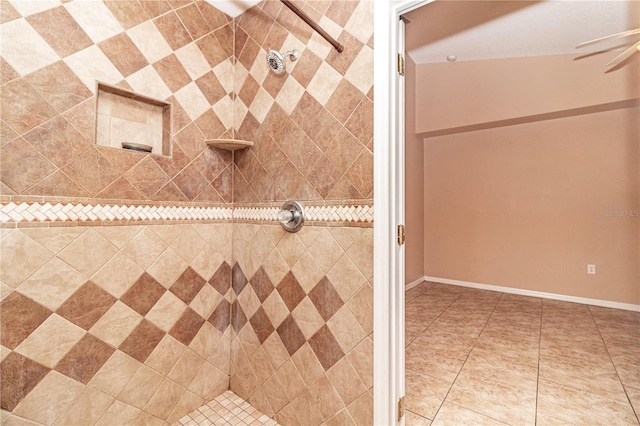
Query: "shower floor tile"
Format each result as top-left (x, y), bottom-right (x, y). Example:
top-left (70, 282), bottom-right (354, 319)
top-left (175, 391), bottom-right (279, 426)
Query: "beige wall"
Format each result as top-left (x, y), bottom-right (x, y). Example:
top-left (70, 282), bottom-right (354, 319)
top-left (412, 52), bottom-right (639, 305)
top-left (423, 106), bottom-right (639, 304)
top-left (415, 53), bottom-right (640, 135)
top-left (405, 55), bottom-right (425, 285)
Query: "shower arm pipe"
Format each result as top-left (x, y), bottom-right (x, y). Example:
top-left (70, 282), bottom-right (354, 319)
top-left (280, 0), bottom-right (344, 52)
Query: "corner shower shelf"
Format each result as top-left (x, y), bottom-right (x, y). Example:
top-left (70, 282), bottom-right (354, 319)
top-left (205, 139), bottom-right (253, 151)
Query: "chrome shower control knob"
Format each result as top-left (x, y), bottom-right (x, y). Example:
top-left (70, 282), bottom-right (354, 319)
top-left (278, 200), bottom-right (305, 233)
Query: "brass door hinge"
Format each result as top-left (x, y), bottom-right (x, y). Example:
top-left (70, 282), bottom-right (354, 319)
top-left (397, 53), bottom-right (405, 76)
top-left (397, 224), bottom-right (405, 246)
top-left (398, 396), bottom-right (405, 421)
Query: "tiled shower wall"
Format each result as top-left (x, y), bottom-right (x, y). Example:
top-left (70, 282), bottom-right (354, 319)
top-left (229, 1), bottom-right (374, 424)
top-left (1, 224), bottom-right (233, 424)
top-left (1, 0), bottom-right (374, 425)
top-left (1, 0), bottom-right (233, 203)
top-left (1, 0), bottom-right (236, 423)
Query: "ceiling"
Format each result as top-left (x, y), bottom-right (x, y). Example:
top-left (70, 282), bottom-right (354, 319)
top-left (404, 1), bottom-right (640, 64)
top-left (205, 0), bottom-right (260, 18)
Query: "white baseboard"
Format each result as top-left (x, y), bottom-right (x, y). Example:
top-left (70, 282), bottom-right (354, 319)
top-left (409, 276), bottom-right (640, 312)
top-left (405, 277), bottom-right (425, 291)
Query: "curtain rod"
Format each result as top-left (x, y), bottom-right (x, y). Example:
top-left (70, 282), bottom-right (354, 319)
top-left (280, 0), bottom-right (344, 52)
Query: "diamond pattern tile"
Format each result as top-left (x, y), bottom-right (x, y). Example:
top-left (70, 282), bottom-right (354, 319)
top-left (250, 307), bottom-right (275, 344)
top-left (56, 281), bottom-right (117, 330)
top-left (209, 299), bottom-right (231, 333)
top-left (308, 277), bottom-right (344, 322)
top-left (119, 319), bottom-right (165, 363)
top-left (277, 271), bottom-right (305, 312)
top-left (251, 266), bottom-right (275, 303)
top-left (170, 267), bottom-right (207, 304)
top-left (0, 352), bottom-right (50, 411)
top-left (55, 334), bottom-right (115, 384)
top-left (0, 292), bottom-right (53, 349)
top-left (170, 308), bottom-right (206, 346)
top-left (2, 1), bottom-right (374, 424)
top-left (308, 325), bottom-right (345, 371)
top-left (276, 315), bottom-right (306, 357)
top-left (120, 273), bottom-right (166, 316)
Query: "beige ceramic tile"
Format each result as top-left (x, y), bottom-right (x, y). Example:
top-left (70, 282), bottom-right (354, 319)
top-left (146, 247), bottom-right (189, 289)
top-left (625, 386), bottom-right (640, 420)
top-left (327, 304), bottom-right (367, 353)
top-left (53, 386), bottom-right (114, 426)
top-left (406, 410), bottom-right (433, 426)
top-left (326, 254), bottom-right (367, 302)
top-left (91, 252), bottom-right (144, 298)
top-left (93, 226), bottom-right (141, 250)
top-left (191, 245), bottom-right (225, 282)
top-left (432, 402), bottom-right (507, 426)
top-left (537, 379), bottom-right (637, 425)
top-left (89, 350), bottom-right (142, 397)
top-left (13, 371), bottom-right (84, 425)
top-left (168, 349), bottom-right (205, 388)
top-left (95, 400), bottom-right (141, 426)
top-left (306, 229), bottom-right (344, 274)
top-left (345, 230), bottom-right (373, 280)
top-left (291, 251), bottom-right (324, 294)
top-left (0, 18), bottom-right (60, 76)
top-left (20, 227), bottom-right (86, 254)
top-left (274, 232), bottom-right (305, 268)
top-left (405, 369), bottom-right (451, 420)
top-left (143, 378), bottom-right (186, 420)
top-left (291, 343), bottom-right (324, 388)
top-left (188, 361), bottom-right (226, 398)
top-left (347, 337), bottom-right (373, 389)
top-left (16, 257), bottom-right (86, 310)
top-left (170, 225), bottom-right (207, 264)
top-left (291, 297), bottom-right (325, 339)
top-left (189, 284), bottom-right (222, 320)
top-left (145, 291), bottom-right (187, 332)
top-left (189, 322), bottom-right (228, 369)
top-left (121, 227), bottom-right (168, 270)
top-left (262, 283), bottom-right (290, 329)
top-left (15, 314), bottom-right (85, 368)
top-left (262, 333), bottom-right (290, 371)
top-left (327, 357), bottom-right (367, 406)
top-left (149, 225), bottom-right (183, 246)
top-left (89, 301), bottom-right (143, 347)
top-left (118, 365), bottom-right (164, 409)
top-left (262, 248), bottom-right (290, 287)
top-left (0, 230), bottom-right (54, 287)
top-left (145, 334), bottom-right (186, 376)
top-left (57, 229), bottom-right (118, 277)
top-left (168, 391), bottom-right (206, 424)
top-left (237, 285), bottom-right (261, 319)
top-left (249, 346), bottom-right (276, 386)
top-left (446, 373), bottom-right (537, 425)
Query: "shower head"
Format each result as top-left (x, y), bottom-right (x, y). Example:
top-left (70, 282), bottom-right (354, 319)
top-left (266, 49), bottom-right (299, 74)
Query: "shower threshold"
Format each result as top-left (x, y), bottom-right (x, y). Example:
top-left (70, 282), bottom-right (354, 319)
top-left (174, 390), bottom-right (279, 426)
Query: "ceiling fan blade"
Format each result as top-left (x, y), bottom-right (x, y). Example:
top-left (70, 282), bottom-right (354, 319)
top-left (606, 40), bottom-right (640, 68)
top-left (576, 27), bottom-right (640, 48)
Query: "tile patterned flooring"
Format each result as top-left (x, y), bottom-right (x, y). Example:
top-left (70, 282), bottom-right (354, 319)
top-left (175, 391), bottom-right (279, 426)
top-left (405, 281), bottom-right (640, 425)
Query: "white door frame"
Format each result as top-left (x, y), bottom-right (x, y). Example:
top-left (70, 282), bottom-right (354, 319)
top-left (372, 1), bottom-right (435, 424)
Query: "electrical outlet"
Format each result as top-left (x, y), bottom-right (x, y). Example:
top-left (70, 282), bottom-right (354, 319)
top-left (587, 264), bottom-right (596, 274)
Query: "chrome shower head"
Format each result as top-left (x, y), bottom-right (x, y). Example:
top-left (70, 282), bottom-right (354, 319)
top-left (266, 49), bottom-right (299, 74)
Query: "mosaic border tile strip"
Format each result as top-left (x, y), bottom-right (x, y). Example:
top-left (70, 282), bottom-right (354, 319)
top-left (0, 202), bottom-right (373, 224)
top-left (0, 202), bottom-right (233, 223)
top-left (233, 205), bottom-right (373, 223)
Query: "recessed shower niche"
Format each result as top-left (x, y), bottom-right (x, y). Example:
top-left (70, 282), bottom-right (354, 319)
top-left (95, 83), bottom-right (171, 156)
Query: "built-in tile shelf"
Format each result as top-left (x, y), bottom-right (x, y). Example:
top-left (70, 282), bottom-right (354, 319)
top-left (205, 139), bottom-right (253, 151)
